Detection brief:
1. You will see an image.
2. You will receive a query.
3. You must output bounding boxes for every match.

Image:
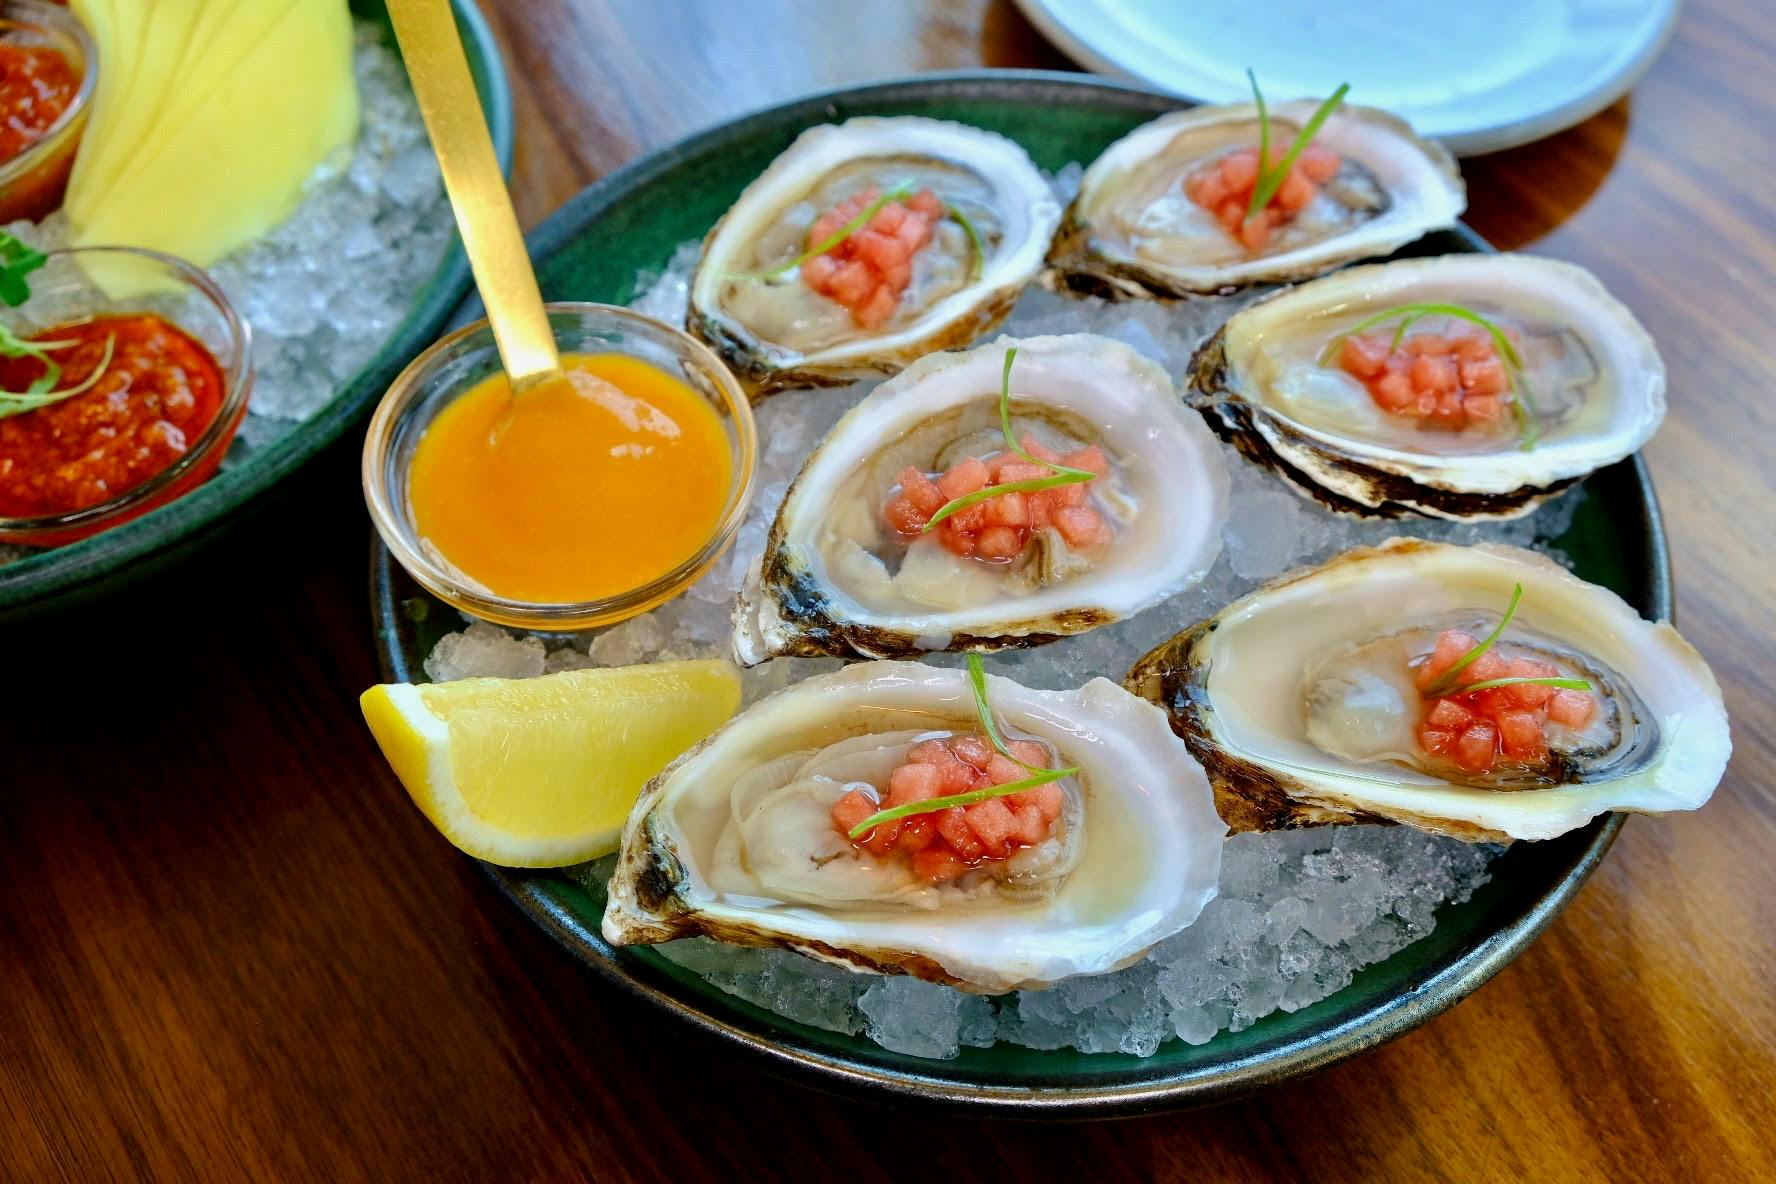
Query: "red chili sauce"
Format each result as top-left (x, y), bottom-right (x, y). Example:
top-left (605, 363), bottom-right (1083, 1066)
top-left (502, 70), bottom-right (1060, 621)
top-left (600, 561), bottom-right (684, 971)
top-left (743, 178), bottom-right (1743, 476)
top-left (0, 315), bottom-right (226, 518)
top-left (0, 42), bottom-right (77, 163)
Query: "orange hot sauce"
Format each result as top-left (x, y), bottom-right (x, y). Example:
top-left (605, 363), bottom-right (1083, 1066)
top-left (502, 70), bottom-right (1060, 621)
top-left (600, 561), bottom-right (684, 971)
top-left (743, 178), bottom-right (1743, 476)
top-left (406, 353), bottom-right (732, 604)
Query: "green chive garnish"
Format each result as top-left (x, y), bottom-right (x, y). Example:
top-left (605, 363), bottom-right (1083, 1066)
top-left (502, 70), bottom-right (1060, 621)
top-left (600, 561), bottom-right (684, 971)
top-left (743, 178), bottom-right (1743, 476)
top-left (1320, 301), bottom-right (1543, 451)
top-left (1244, 74), bottom-right (1349, 223)
top-left (723, 181), bottom-right (917, 282)
top-left (847, 657), bottom-right (1080, 839)
top-left (948, 201), bottom-right (985, 283)
top-left (1422, 583), bottom-right (1522, 698)
top-left (922, 347), bottom-right (1096, 531)
top-left (1455, 676), bottom-right (1592, 694)
top-left (847, 767), bottom-right (1076, 840)
top-left (966, 652), bottom-right (1045, 770)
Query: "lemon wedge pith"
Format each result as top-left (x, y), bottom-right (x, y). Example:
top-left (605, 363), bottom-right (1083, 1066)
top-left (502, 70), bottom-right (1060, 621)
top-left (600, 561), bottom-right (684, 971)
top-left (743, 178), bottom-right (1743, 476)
top-left (360, 660), bottom-right (742, 868)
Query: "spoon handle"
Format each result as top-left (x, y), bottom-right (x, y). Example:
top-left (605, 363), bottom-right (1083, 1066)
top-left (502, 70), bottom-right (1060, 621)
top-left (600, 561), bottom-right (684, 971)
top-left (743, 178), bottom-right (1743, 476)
top-left (387, 0), bottom-right (559, 387)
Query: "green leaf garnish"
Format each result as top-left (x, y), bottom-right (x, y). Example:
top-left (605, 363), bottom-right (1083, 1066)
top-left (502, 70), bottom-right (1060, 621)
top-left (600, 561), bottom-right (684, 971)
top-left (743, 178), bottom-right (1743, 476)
top-left (1319, 301), bottom-right (1542, 450)
top-left (1453, 676), bottom-right (1592, 694)
top-left (0, 231), bottom-right (46, 308)
top-left (0, 333), bottom-right (117, 418)
top-left (1245, 76), bottom-right (1349, 222)
top-left (923, 347), bottom-right (1096, 531)
top-left (723, 181), bottom-right (917, 282)
top-left (1421, 583), bottom-right (1523, 698)
top-left (847, 766), bottom-right (1077, 840)
top-left (947, 201), bottom-right (984, 283)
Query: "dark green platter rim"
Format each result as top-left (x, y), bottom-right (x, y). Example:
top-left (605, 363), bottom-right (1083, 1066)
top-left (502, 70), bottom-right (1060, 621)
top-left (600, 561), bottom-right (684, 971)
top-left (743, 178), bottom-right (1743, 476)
top-left (373, 71), bottom-right (1667, 1116)
top-left (0, 0), bottom-right (514, 621)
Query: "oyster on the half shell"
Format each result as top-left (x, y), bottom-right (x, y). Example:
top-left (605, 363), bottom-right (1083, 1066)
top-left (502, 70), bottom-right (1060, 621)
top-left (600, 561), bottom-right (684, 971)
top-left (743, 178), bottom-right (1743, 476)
top-left (602, 662), bottom-right (1225, 994)
top-left (1048, 100), bottom-right (1464, 297)
top-left (732, 333), bottom-right (1229, 665)
top-left (689, 116), bottom-right (1061, 395)
top-left (1125, 539), bottom-right (1730, 842)
top-left (1189, 254), bottom-right (1667, 518)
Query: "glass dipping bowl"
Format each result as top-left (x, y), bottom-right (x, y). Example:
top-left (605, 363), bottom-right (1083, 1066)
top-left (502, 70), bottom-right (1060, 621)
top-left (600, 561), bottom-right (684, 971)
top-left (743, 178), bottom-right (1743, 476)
top-left (363, 304), bottom-right (758, 632)
top-left (0, 246), bottom-right (254, 547)
top-left (0, 0), bottom-right (96, 224)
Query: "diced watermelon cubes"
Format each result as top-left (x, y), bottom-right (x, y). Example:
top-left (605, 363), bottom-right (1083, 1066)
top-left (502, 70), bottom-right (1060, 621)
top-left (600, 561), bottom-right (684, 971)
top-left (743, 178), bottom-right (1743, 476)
top-left (832, 733), bottom-right (1067, 874)
top-left (1548, 689), bottom-right (1597, 728)
top-left (934, 805), bottom-right (984, 862)
top-left (965, 797), bottom-right (1017, 858)
top-left (1453, 722), bottom-right (1498, 773)
top-left (913, 847), bottom-right (968, 884)
top-left (887, 762), bottom-right (943, 806)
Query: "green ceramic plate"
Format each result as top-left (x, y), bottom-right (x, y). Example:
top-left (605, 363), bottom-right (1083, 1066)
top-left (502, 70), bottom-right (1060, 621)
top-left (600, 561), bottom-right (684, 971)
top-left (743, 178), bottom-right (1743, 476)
top-left (0, 0), bottom-right (513, 623)
top-left (372, 73), bottom-right (1668, 1114)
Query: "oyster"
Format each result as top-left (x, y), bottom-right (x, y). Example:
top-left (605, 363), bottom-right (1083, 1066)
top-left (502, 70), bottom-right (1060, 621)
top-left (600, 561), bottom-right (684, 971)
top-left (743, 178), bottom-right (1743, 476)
top-left (1189, 254), bottom-right (1667, 518)
top-left (1125, 539), bottom-right (1730, 842)
top-left (1049, 101), bottom-right (1463, 297)
top-left (602, 662), bottom-right (1225, 993)
top-left (689, 117), bottom-right (1061, 395)
top-left (732, 334), bottom-right (1229, 665)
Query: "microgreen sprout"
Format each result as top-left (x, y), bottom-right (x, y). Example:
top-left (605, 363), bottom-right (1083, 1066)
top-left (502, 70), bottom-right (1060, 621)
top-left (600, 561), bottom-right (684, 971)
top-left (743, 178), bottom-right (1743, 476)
top-left (0, 232), bottom-right (118, 415)
top-left (0, 334), bottom-right (117, 417)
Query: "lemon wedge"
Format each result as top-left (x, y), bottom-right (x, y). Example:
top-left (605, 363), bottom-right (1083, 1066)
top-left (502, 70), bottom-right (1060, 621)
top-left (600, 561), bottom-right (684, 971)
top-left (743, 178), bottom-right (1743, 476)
top-left (360, 660), bottom-right (742, 867)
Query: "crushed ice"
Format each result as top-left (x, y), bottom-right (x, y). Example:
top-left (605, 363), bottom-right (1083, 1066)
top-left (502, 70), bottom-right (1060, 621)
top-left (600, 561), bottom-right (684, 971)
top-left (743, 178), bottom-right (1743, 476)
top-left (424, 239), bottom-right (1586, 1059)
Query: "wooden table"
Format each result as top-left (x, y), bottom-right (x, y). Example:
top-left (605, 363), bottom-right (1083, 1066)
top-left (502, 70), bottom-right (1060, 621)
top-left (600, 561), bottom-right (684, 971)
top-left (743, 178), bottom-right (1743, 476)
top-left (4, 2), bottom-right (1771, 1180)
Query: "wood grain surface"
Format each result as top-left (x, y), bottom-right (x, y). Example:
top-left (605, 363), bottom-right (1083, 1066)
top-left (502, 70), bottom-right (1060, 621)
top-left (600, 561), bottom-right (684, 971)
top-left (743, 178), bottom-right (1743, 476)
top-left (4, 1), bottom-right (1772, 1180)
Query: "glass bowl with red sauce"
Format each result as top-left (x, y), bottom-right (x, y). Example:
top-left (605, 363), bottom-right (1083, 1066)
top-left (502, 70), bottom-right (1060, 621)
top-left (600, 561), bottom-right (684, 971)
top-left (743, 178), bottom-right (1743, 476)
top-left (0, 246), bottom-right (253, 547)
top-left (0, 0), bottom-right (95, 224)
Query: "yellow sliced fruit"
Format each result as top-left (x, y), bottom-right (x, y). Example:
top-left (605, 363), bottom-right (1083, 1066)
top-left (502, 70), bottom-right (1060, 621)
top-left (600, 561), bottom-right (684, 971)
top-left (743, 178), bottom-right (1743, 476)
top-left (67, 0), bottom-right (201, 201)
top-left (67, 0), bottom-right (143, 199)
top-left (360, 661), bottom-right (743, 868)
top-left (65, 0), bottom-right (357, 284)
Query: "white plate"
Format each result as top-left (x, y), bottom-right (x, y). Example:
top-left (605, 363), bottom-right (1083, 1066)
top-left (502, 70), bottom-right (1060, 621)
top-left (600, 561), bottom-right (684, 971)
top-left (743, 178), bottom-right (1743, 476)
top-left (1011, 0), bottom-right (1681, 155)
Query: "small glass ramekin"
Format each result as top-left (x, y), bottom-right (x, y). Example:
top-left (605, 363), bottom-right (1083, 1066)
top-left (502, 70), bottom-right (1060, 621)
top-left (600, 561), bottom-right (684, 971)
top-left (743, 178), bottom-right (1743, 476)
top-left (363, 303), bottom-right (758, 632)
top-left (0, 0), bottom-right (96, 224)
top-left (0, 246), bottom-right (254, 547)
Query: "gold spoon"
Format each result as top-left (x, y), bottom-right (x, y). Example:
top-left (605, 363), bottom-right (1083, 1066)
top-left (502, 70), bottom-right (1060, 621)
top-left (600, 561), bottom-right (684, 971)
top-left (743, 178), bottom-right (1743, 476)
top-left (387, 0), bottom-right (563, 394)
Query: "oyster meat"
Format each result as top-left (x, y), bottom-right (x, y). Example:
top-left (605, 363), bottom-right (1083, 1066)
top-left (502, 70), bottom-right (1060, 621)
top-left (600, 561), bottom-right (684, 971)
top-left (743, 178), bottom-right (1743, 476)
top-left (1049, 100), bottom-right (1463, 297)
top-left (603, 661), bottom-right (1224, 993)
top-left (1125, 539), bottom-right (1730, 842)
top-left (689, 116), bottom-right (1061, 395)
top-left (1189, 254), bottom-right (1667, 518)
top-left (732, 333), bottom-right (1229, 665)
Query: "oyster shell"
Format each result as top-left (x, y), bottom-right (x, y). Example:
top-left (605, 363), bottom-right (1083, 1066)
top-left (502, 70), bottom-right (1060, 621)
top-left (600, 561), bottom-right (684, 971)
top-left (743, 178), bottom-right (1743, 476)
top-left (1125, 539), bottom-right (1730, 842)
top-left (689, 117), bottom-right (1061, 396)
top-left (1189, 254), bottom-right (1667, 518)
top-left (602, 661), bottom-right (1225, 993)
top-left (1049, 101), bottom-right (1463, 297)
top-left (732, 334), bottom-right (1229, 665)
